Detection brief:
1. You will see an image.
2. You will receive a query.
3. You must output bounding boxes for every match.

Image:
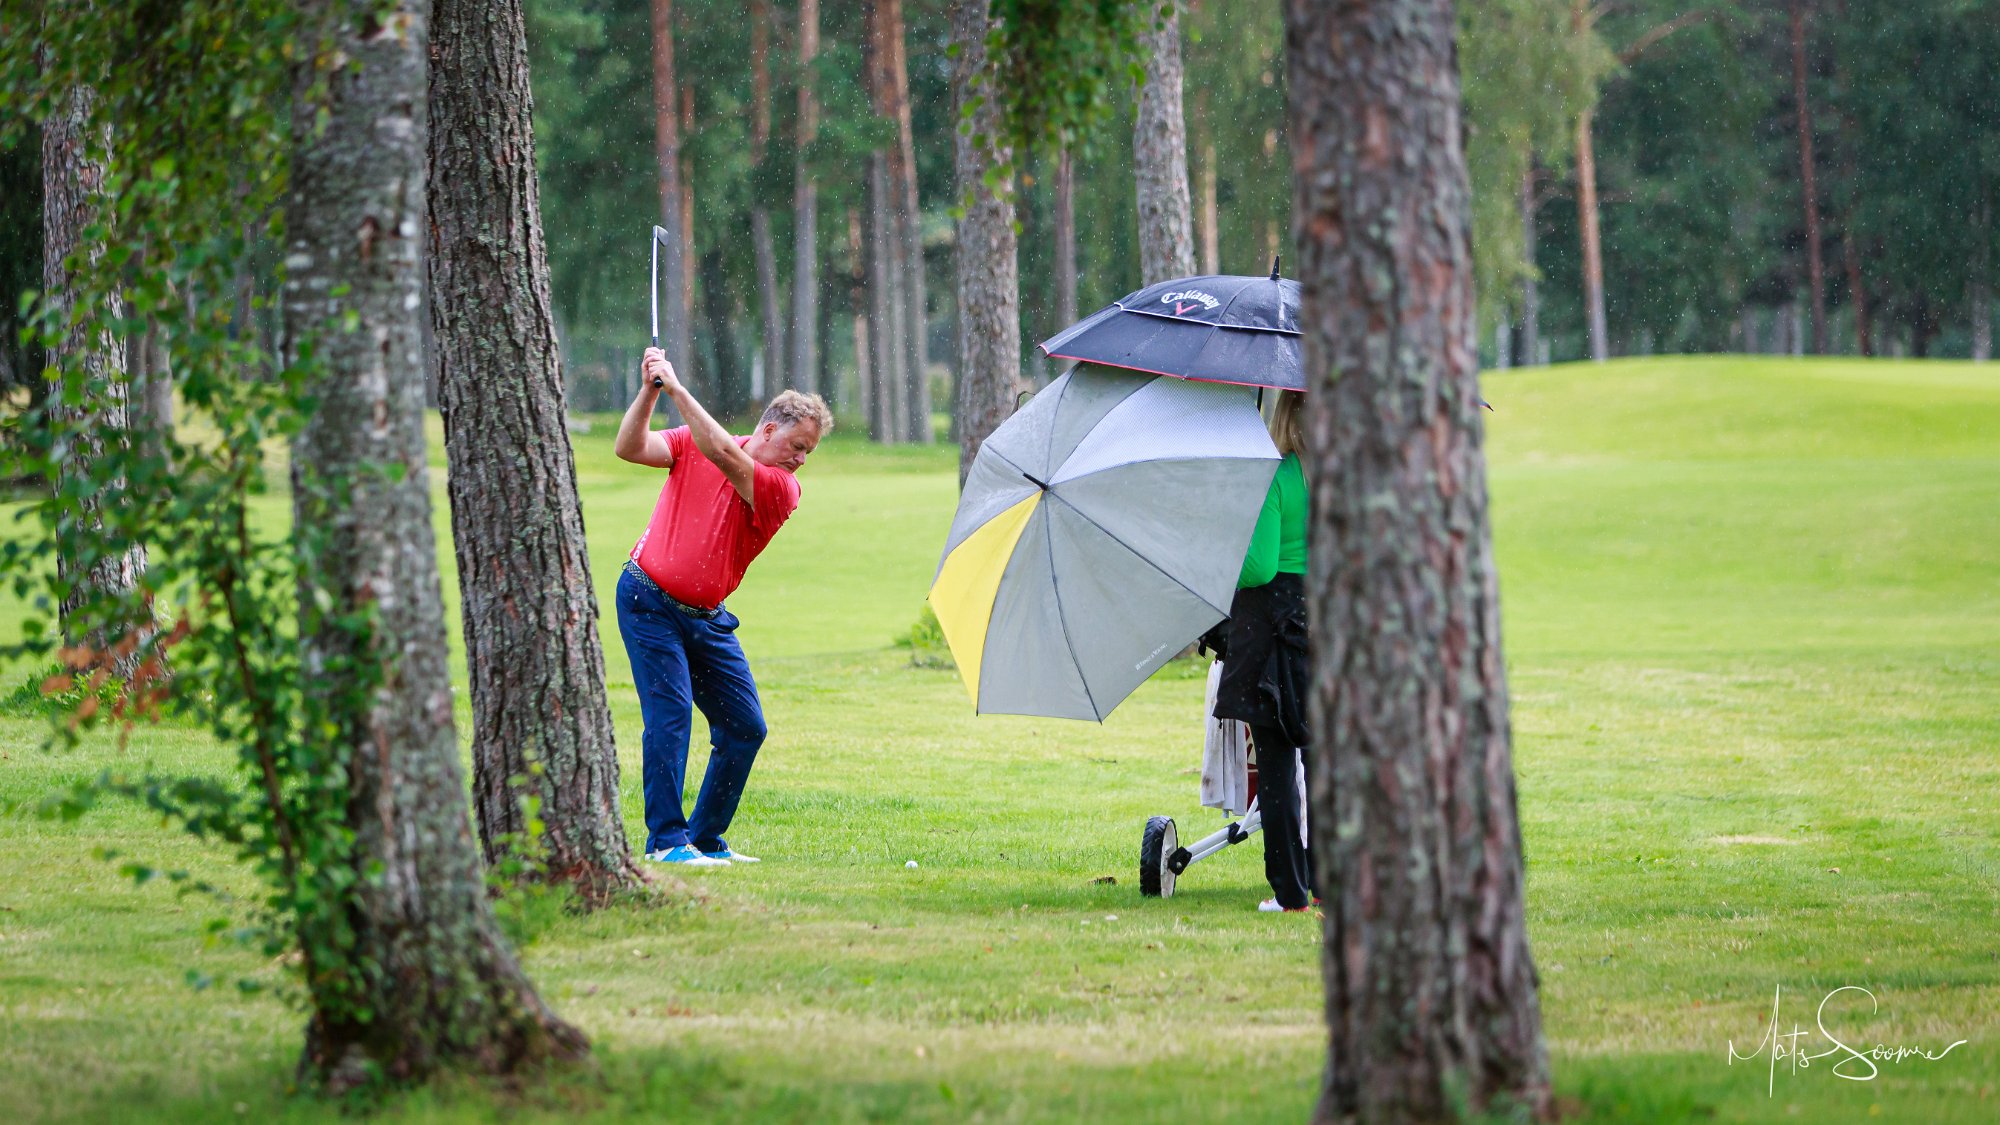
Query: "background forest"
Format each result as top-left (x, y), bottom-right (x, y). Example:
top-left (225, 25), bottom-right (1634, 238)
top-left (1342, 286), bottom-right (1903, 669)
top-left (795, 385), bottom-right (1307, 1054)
top-left (5, 0), bottom-right (1994, 425)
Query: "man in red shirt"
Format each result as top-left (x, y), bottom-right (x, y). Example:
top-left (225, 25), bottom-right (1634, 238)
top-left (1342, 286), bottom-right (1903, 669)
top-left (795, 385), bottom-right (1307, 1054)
top-left (613, 346), bottom-right (831, 866)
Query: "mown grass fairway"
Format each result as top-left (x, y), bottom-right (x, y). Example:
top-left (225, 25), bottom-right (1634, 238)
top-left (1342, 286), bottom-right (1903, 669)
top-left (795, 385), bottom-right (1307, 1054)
top-left (2, 356), bottom-right (1996, 1123)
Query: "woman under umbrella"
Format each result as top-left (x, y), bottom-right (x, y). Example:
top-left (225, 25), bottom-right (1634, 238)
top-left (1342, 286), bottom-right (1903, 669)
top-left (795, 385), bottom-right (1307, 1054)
top-left (1212, 390), bottom-right (1314, 912)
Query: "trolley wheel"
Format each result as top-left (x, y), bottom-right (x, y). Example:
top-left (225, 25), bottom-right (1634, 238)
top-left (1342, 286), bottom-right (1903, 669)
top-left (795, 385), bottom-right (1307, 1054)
top-left (1140, 816), bottom-right (1179, 898)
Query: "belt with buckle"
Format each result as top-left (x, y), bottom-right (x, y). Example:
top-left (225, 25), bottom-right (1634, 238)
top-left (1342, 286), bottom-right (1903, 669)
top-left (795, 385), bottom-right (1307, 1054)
top-left (623, 560), bottom-right (721, 619)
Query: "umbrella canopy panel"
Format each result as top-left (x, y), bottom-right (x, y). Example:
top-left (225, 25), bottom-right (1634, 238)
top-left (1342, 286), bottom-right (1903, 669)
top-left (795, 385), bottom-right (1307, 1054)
top-left (930, 368), bottom-right (1279, 721)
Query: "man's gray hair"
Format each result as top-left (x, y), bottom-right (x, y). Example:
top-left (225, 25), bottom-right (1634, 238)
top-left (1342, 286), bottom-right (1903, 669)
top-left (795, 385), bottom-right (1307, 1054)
top-left (760, 389), bottom-right (834, 435)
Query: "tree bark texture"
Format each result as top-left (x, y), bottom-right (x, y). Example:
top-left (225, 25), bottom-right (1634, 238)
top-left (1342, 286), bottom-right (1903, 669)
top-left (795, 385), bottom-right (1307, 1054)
top-left (1056, 147), bottom-right (1079, 327)
top-left (1282, 0), bottom-right (1553, 1120)
top-left (428, 0), bottom-right (643, 903)
top-left (42, 79), bottom-right (147, 673)
top-left (1790, 0), bottom-right (1828, 355)
top-left (649, 0), bottom-right (693, 377)
top-left (950, 0), bottom-right (1021, 486)
top-left (1134, 0), bottom-right (1196, 284)
top-left (750, 1), bottom-right (786, 397)
top-left (285, 0), bottom-right (586, 1086)
top-left (790, 0), bottom-right (822, 395)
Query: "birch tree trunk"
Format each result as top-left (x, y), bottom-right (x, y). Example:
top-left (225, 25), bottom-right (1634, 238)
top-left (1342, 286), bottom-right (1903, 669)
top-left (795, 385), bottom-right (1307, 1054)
top-left (1133, 0), bottom-right (1196, 284)
top-left (42, 79), bottom-right (147, 676)
top-left (750, 1), bottom-right (786, 395)
top-left (649, 0), bottom-right (692, 375)
top-left (285, 0), bottom-right (586, 1086)
top-left (428, 0), bottom-right (645, 904)
top-left (790, 0), bottom-right (822, 395)
top-left (1282, 0), bottom-right (1552, 1118)
top-left (950, 0), bottom-right (1020, 485)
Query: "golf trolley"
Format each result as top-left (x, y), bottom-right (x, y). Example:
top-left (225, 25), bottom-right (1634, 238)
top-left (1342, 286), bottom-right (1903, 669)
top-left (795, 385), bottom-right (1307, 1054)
top-left (1139, 798), bottom-right (1266, 897)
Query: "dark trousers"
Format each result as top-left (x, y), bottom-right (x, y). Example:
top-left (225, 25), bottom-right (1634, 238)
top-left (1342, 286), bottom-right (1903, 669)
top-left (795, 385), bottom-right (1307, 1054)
top-left (1251, 723), bottom-right (1314, 909)
top-left (615, 567), bottom-right (767, 855)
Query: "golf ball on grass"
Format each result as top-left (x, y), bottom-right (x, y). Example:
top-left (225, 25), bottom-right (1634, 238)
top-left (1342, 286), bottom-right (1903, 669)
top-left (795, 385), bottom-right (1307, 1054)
top-left (905, 860), bottom-right (919, 869)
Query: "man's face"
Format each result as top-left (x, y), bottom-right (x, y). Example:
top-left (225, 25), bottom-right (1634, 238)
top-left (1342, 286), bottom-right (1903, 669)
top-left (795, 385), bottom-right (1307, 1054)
top-left (753, 420), bottom-right (821, 473)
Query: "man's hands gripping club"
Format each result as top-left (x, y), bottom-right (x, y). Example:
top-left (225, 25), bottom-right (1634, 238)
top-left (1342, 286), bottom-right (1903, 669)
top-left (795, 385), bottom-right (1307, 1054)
top-left (614, 347), bottom-right (759, 504)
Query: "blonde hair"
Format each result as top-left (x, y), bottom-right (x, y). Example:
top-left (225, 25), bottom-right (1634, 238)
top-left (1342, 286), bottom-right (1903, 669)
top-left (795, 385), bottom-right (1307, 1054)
top-left (1269, 390), bottom-right (1304, 456)
top-left (760, 389), bottom-right (834, 436)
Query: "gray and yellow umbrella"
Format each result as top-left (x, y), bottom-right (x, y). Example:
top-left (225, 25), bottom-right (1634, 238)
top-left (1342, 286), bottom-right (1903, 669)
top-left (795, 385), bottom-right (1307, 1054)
top-left (928, 366), bottom-right (1279, 721)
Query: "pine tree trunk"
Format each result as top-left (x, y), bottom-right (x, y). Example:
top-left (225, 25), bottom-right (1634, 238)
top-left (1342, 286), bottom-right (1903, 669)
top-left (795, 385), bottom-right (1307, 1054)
top-left (1282, 0), bottom-right (1552, 1119)
top-left (1575, 103), bottom-right (1608, 363)
top-left (864, 0), bottom-right (907, 443)
top-left (790, 0), bottom-right (822, 395)
top-left (950, 0), bottom-right (1021, 486)
top-left (750, 1), bottom-right (785, 396)
top-left (1055, 147), bottom-right (1079, 327)
top-left (1134, 0), bottom-right (1196, 284)
top-left (866, 148), bottom-right (905, 443)
top-left (428, 0), bottom-right (641, 904)
top-left (649, 0), bottom-right (692, 375)
top-left (1790, 0), bottom-right (1828, 355)
top-left (881, 0), bottom-right (931, 443)
top-left (42, 79), bottom-right (146, 674)
top-left (679, 85), bottom-right (697, 363)
top-left (1519, 169), bottom-right (1540, 367)
top-left (285, 0), bottom-right (586, 1087)
top-left (1198, 132), bottom-right (1220, 275)
top-left (1973, 189), bottom-right (1992, 363)
top-left (848, 205), bottom-right (871, 422)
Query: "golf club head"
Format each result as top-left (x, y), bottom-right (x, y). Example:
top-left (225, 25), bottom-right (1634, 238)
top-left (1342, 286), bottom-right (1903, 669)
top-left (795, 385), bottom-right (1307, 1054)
top-left (652, 225), bottom-right (671, 246)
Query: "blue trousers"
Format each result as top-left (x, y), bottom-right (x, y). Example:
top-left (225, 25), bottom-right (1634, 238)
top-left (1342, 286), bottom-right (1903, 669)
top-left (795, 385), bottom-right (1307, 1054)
top-left (615, 567), bottom-right (768, 855)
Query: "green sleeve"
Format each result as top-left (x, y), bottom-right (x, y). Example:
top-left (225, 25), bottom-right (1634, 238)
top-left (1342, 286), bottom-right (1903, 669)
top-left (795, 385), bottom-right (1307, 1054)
top-left (1237, 475), bottom-right (1282, 588)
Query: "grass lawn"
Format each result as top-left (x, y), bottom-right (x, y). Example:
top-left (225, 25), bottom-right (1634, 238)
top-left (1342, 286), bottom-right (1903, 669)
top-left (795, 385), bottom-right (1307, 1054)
top-left (2, 355), bottom-right (1997, 1123)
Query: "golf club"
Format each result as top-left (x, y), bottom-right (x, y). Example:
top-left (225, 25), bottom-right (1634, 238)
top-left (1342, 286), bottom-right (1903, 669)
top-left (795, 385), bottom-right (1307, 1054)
top-left (649, 224), bottom-right (669, 387)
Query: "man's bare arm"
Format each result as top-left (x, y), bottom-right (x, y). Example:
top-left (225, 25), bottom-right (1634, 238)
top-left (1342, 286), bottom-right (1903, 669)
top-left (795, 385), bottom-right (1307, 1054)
top-left (613, 366), bottom-right (675, 468)
top-left (645, 347), bottom-right (756, 503)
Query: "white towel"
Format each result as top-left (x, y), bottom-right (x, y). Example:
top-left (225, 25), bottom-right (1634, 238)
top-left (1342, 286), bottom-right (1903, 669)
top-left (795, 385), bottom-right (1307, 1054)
top-left (1200, 660), bottom-right (1252, 814)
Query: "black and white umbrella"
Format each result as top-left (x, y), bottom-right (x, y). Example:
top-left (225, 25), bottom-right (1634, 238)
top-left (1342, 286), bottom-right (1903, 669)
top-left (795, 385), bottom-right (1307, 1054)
top-left (1038, 262), bottom-right (1303, 391)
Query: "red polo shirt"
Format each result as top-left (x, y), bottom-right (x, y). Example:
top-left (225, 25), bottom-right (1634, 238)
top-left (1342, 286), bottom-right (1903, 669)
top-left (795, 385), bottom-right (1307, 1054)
top-left (629, 427), bottom-right (802, 609)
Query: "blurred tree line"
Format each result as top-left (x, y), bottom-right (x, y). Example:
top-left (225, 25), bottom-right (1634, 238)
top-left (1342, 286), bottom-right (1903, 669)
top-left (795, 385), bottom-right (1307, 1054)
top-left (3, 0), bottom-right (1993, 424)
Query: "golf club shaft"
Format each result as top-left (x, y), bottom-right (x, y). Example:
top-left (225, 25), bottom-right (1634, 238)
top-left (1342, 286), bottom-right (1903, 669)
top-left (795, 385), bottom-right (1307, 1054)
top-left (649, 226), bottom-right (665, 389)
